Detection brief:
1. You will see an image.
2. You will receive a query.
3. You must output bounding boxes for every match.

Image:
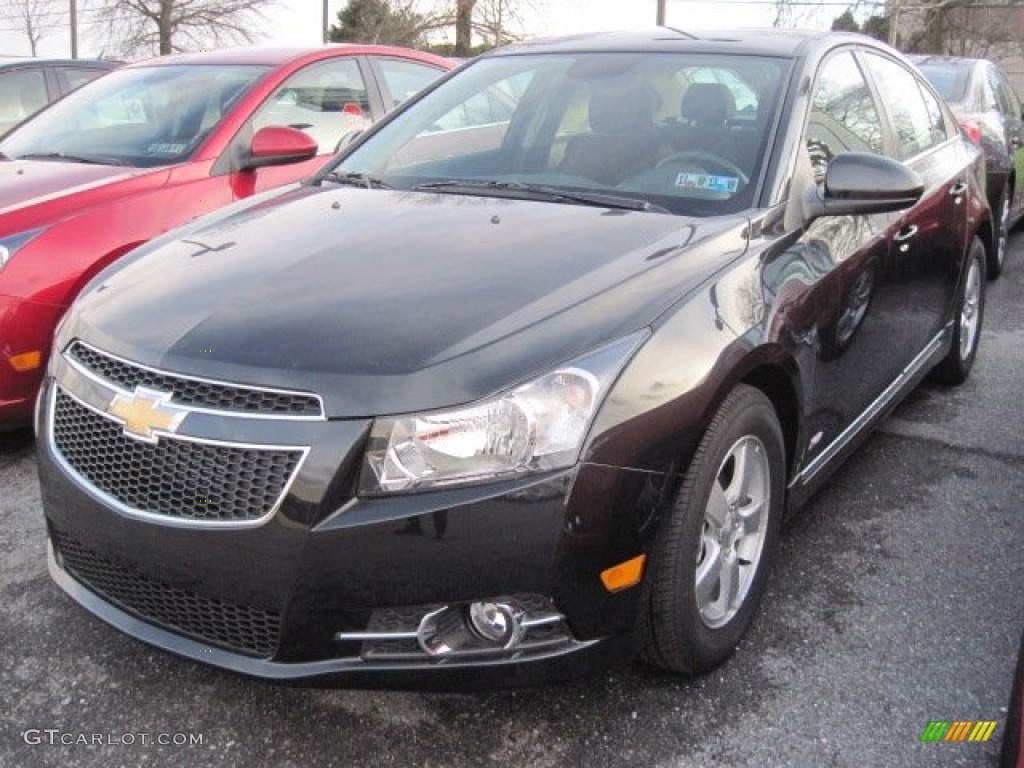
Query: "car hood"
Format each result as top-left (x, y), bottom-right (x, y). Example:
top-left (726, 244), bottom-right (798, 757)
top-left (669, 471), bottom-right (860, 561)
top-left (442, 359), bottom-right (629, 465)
top-left (0, 160), bottom-right (149, 216)
top-left (66, 186), bottom-right (748, 417)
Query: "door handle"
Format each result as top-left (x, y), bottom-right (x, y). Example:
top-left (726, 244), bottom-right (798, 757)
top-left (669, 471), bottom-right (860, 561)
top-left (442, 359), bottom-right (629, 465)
top-left (948, 181), bottom-right (968, 197)
top-left (894, 224), bottom-right (919, 241)
top-left (894, 224), bottom-right (918, 252)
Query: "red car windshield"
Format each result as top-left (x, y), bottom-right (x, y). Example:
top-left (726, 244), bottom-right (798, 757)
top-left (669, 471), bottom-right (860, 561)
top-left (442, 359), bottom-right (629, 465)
top-left (0, 64), bottom-right (268, 168)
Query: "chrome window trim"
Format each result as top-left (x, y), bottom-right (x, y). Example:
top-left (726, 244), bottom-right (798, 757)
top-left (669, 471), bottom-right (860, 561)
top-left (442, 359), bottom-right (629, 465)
top-left (47, 384), bottom-right (311, 530)
top-left (64, 339), bottom-right (327, 421)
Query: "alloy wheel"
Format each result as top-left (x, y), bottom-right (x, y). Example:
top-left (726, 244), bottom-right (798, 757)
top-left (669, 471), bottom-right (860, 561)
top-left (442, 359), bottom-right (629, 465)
top-left (960, 256), bottom-right (982, 361)
top-left (696, 435), bottom-right (770, 628)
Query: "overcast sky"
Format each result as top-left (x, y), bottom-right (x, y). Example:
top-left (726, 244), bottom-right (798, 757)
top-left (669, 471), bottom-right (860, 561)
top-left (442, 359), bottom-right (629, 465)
top-left (0, 0), bottom-right (835, 60)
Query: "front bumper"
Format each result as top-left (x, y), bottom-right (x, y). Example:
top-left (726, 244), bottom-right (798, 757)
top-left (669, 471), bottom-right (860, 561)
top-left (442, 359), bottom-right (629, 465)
top-left (37, 349), bottom-right (665, 689)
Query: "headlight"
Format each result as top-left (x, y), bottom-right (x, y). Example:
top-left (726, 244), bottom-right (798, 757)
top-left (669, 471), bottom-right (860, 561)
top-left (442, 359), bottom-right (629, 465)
top-left (0, 227), bottom-right (47, 270)
top-left (360, 331), bottom-right (649, 494)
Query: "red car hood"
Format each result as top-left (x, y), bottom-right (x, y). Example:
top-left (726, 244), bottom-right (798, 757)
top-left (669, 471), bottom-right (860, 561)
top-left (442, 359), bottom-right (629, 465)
top-left (0, 160), bottom-right (150, 216)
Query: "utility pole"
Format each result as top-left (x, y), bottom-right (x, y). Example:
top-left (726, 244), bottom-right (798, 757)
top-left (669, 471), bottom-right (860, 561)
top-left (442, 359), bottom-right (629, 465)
top-left (70, 0), bottom-right (78, 58)
top-left (323, 0), bottom-right (329, 44)
top-left (657, 0), bottom-right (666, 26)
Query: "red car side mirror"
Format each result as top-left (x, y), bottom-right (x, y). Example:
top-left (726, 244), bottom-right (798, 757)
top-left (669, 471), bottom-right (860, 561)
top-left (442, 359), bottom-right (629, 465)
top-left (244, 126), bottom-right (318, 170)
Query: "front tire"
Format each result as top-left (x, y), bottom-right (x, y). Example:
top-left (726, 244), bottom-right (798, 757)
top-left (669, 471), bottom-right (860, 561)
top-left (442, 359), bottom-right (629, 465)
top-left (933, 236), bottom-right (985, 385)
top-left (642, 385), bottom-right (784, 674)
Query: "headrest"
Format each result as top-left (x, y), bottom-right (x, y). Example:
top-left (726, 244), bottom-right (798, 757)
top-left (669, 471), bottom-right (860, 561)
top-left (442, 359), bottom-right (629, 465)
top-left (680, 83), bottom-right (735, 125)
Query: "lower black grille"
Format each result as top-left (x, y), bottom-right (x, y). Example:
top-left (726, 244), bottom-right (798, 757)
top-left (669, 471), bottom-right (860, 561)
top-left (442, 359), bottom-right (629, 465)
top-left (54, 531), bottom-right (281, 657)
top-left (52, 389), bottom-right (304, 523)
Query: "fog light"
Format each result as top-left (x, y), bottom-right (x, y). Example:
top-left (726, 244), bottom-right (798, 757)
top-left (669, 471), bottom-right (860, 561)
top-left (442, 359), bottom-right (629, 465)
top-left (416, 600), bottom-right (525, 657)
top-left (468, 601), bottom-right (518, 644)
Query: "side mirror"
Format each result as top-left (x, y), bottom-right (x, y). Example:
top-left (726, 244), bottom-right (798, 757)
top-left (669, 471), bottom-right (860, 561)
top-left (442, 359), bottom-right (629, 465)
top-left (241, 126), bottom-right (318, 171)
top-left (803, 152), bottom-right (924, 222)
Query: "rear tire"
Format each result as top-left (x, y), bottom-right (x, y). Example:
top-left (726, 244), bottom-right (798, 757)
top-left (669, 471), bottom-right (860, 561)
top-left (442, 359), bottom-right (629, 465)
top-left (989, 184), bottom-right (1011, 279)
top-left (933, 236), bottom-right (985, 385)
top-left (641, 385), bottom-right (784, 674)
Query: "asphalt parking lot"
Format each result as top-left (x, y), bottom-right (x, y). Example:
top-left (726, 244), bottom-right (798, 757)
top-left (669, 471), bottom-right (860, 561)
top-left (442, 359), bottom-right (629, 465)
top-left (2, 234), bottom-right (1022, 768)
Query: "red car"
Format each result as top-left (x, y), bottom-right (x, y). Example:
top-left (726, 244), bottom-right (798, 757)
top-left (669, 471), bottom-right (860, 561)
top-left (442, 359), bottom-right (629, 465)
top-left (0, 45), bottom-right (451, 425)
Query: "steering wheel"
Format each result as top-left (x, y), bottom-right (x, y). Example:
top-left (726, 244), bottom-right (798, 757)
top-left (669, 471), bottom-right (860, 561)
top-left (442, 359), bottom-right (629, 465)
top-left (656, 150), bottom-right (749, 186)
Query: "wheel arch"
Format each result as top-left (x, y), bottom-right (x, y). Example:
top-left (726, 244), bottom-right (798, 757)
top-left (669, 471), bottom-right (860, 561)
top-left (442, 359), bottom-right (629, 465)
top-left (739, 358), bottom-right (801, 484)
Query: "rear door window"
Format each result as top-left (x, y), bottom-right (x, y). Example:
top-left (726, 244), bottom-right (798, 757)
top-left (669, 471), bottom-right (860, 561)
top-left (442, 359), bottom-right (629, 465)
top-left (863, 52), bottom-right (948, 161)
top-left (57, 67), bottom-right (109, 94)
top-left (374, 58), bottom-right (445, 108)
top-left (0, 67), bottom-right (49, 132)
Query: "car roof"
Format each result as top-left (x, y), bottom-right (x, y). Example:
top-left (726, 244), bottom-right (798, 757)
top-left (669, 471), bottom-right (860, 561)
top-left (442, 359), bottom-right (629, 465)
top-left (123, 45), bottom-right (445, 69)
top-left (489, 27), bottom-right (876, 59)
top-left (0, 57), bottom-right (119, 69)
top-left (909, 54), bottom-right (984, 66)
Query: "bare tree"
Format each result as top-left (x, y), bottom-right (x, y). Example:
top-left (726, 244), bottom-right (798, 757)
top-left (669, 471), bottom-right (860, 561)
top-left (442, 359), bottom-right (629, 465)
top-left (771, 0), bottom-right (818, 29)
top-left (96, 0), bottom-right (276, 57)
top-left (473, 0), bottom-right (542, 47)
top-left (0, 0), bottom-right (64, 56)
top-left (892, 0), bottom-right (1024, 58)
top-left (454, 0), bottom-right (474, 56)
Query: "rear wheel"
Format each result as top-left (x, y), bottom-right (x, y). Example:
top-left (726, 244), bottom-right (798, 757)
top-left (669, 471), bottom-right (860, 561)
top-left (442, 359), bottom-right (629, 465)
top-left (933, 236), bottom-right (985, 385)
top-left (990, 184), bottom-right (1012, 279)
top-left (642, 385), bottom-right (784, 674)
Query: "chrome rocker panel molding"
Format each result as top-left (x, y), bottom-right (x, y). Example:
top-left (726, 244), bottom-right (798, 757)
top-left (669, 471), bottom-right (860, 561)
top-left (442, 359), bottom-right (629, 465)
top-left (794, 324), bottom-right (950, 487)
top-left (46, 384), bottom-right (311, 530)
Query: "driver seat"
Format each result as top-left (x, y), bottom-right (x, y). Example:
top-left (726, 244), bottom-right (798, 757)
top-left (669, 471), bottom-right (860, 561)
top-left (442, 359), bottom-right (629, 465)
top-left (678, 83), bottom-right (734, 152)
top-left (676, 82), bottom-right (759, 176)
top-left (560, 81), bottom-right (659, 185)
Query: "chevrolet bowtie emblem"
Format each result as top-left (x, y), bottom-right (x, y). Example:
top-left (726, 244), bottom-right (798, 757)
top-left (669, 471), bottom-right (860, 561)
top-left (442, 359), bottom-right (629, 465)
top-left (106, 387), bottom-right (188, 443)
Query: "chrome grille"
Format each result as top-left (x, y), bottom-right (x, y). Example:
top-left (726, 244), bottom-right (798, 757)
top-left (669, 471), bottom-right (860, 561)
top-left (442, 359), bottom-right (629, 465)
top-left (66, 341), bottom-right (323, 417)
top-left (52, 389), bottom-right (304, 524)
top-left (53, 530), bottom-right (281, 657)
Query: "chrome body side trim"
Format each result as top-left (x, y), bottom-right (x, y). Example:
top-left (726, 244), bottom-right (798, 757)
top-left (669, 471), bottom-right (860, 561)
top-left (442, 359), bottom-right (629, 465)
top-left (795, 326), bottom-right (948, 487)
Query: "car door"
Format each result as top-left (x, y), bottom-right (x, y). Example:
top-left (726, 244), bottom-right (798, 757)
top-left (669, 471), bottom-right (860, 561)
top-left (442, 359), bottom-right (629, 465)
top-left (860, 51), bottom-right (966, 355)
top-left (784, 49), bottom-right (905, 451)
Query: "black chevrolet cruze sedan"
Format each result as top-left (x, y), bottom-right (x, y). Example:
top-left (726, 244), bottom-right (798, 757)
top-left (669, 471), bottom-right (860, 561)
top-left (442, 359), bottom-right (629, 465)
top-left (36, 29), bottom-right (991, 689)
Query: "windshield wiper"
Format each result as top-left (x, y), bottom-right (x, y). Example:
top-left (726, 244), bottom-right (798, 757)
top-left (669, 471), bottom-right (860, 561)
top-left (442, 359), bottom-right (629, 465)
top-left (321, 171), bottom-right (390, 189)
top-left (15, 151), bottom-right (128, 166)
top-left (413, 180), bottom-right (666, 213)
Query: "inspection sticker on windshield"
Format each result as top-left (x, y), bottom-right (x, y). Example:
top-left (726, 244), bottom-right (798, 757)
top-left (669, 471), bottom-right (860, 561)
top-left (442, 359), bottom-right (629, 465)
top-left (675, 173), bottom-right (739, 193)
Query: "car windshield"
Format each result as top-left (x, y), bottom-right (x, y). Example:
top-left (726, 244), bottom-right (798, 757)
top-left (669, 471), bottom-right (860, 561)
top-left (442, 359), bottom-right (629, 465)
top-left (0, 64), bottom-right (268, 167)
top-left (915, 61), bottom-right (971, 105)
top-left (328, 52), bottom-right (789, 216)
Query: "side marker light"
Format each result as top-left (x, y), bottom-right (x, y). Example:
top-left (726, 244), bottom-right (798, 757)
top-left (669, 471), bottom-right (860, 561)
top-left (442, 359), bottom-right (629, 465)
top-left (600, 554), bottom-right (647, 592)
